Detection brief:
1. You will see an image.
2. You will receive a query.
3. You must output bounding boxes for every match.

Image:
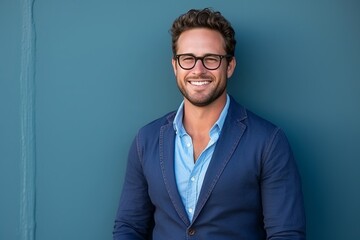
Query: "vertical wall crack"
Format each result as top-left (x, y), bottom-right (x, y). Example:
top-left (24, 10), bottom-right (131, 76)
top-left (19, 0), bottom-right (37, 239)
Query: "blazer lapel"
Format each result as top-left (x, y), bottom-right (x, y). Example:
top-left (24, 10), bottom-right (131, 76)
top-left (159, 115), bottom-right (190, 226)
top-left (192, 99), bottom-right (247, 222)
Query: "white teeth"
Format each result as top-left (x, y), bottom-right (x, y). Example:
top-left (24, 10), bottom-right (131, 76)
top-left (190, 81), bottom-right (209, 86)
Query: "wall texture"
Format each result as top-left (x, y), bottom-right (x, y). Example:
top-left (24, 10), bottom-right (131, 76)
top-left (1, 0), bottom-right (359, 239)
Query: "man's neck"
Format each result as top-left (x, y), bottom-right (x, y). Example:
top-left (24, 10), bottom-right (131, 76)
top-left (182, 94), bottom-right (227, 136)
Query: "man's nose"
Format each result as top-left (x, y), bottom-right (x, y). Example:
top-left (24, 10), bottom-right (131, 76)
top-left (192, 59), bottom-right (207, 72)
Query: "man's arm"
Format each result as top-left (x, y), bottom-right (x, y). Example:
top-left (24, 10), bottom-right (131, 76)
top-left (113, 136), bottom-right (155, 240)
top-left (261, 128), bottom-right (306, 240)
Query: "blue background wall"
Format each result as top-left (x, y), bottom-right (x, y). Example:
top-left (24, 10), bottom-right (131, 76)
top-left (1, 0), bottom-right (359, 239)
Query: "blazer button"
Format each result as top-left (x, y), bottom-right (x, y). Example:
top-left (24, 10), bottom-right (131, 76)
top-left (188, 228), bottom-right (196, 236)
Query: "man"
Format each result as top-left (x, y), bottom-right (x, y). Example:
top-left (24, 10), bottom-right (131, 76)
top-left (113, 8), bottom-right (306, 240)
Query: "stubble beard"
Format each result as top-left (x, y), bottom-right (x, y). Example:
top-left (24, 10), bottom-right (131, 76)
top-left (177, 75), bottom-right (227, 107)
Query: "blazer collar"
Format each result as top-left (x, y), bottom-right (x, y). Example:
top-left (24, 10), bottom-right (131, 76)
top-left (159, 118), bottom-right (191, 226)
top-left (192, 96), bottom-right (247, 222)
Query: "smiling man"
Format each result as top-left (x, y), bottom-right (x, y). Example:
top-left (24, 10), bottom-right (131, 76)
top-left (113, 8), bottom-right (306, 240)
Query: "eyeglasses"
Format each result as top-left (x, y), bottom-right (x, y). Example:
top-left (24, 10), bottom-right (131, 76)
top-left (175, 54), bottom-right (233, 70)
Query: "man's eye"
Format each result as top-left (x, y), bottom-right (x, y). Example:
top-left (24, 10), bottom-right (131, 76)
top-left (182, 56), bottom-right (194, 61)
top-left (204, 56), bottom-right (220, 62)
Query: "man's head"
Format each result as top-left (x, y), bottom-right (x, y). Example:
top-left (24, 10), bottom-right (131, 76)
top-left (170, 8), bottom-right (236, 58)
top-left (170, 8), bottom-right (237, 107)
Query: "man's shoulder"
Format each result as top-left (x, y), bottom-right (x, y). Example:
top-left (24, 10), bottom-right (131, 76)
top-left (137, 111), bottom-right (176, 136)
top-left (245, 108), bottom-right (277, 129)
top-left (228, 99), bottom-right (290, 151)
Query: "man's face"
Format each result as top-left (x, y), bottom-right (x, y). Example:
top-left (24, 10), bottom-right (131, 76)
top-left (172, 28), bottom-right (236, 107)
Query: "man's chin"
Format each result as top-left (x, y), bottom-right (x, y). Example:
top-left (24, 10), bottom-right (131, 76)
top-left (185, 96), bottom-right (217, 107)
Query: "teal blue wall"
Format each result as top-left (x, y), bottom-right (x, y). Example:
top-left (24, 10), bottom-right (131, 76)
top-left (1, 0), bottom-right (359, 239)
top-left (1, 0), bottom-right (22, 239)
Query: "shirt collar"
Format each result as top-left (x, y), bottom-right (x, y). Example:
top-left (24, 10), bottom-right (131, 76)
top-left (173, 94), bottom-right (230, 136)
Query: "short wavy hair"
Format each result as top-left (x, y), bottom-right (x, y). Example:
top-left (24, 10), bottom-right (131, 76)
top-left (170, 8), bottom-right (236, 58)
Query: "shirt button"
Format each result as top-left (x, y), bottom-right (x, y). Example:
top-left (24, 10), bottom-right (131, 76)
top-left (191, 177), bottom-right (195, 182)
top-left (186, 143), bottom-right (191, 147)
top-left (188, 228), bottom-right (196, 236)
top-left (188, 208), bottom-right (193, 213)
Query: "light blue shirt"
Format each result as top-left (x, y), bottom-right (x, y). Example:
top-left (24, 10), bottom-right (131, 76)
top-left (173, 95), bottom-right (230, 221)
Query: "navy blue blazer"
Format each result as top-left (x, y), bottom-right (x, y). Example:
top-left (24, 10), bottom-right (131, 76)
top-left (113, 96), bottom-right (306, 240)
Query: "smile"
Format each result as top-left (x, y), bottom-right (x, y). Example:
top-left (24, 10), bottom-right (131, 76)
top-left (189, 81), bottom-right (211, 86)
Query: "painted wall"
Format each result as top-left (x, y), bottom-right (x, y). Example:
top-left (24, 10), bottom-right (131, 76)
top-left (1, 0), bottom-right (22, 239)
top-left (1, 0), bottom-right (359, 239)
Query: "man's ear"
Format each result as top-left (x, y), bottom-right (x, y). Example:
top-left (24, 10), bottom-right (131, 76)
top-left (172, 58), bottom-right (177, 76)
top-left (227, 57), bottom-right (236, 78)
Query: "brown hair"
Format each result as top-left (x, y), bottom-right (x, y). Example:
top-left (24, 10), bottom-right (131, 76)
top-left (170, 8), bottom-right (236, 58)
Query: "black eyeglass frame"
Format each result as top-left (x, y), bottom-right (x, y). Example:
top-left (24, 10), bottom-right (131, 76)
top-left (175, 53), bottom-right (233, 70)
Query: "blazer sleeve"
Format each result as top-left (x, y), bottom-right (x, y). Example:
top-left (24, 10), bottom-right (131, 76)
top-left (261, 128), bottom-right (306, 240)
top-left (113, 135), bottom-right (155, 240)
